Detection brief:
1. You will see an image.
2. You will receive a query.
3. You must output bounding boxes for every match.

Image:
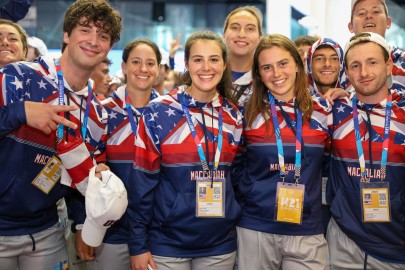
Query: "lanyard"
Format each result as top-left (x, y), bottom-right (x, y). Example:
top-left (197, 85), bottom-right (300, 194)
top-left (268, 93), bottom-right (302, 183)
top-left (352, 94), bottom-right (392, 181)
top-left (181, 104), bottom-right (223, 172)
top-left (124, 91), bottom-right (139, 135)
top-left (55, 59), bottom-right (92, 140)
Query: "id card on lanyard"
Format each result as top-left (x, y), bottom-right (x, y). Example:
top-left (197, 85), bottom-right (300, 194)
top-left (268, 93), bottom-right (305, 224)
top-left (352, 94), bottom-right (392, 222)
top-left (32, 59), bottom-right (92, 194)
top-left (181, 103), bottom-right (225, 218)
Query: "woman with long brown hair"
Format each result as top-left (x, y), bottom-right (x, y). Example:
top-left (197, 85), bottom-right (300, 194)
top-left (236, 34), bottom-right (331, 270)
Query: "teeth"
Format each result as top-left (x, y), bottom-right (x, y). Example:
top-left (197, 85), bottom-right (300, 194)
top-left (364, 24), bottom-right (375, 27)
top-left (273, 79), bottom-right (286, 85)
top-left (236, 41), bottom-right (248, 45)
top-left (0, 50), bottom-right (11, 54)
top-left (200, 75), bottom-right (213, 79)
top-left (321, 71), bottom-right (334, 75)
top-left (136, 75), bottom-right (148, 79)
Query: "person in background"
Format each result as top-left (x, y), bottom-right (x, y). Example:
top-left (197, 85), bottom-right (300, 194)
top-left (348, 0), bottom-right (405, 86)
top-left (0, 1), bottom-right (122, 269)
top-left (327, 32), bottom-right (405, 270)
top-left (0, 19), bottom-right (27, 68)
top-left (0, 0), bottom-right (32, 22)
top-left (90, 58), bottom-right (113, 99)
top-left (306, 38), bottom-right (346, 97)
top-left (84, 38), bottom-right (161, 270)
top-left (236, 34), bottom-right (331, 270)
top-left (128, 30), bottom-right (243, 270)
top-left (26, 36), bottom-right (48, 61)
top-left (294, 35), bottom-right (318, 67)
top-left (153, 48), bottom-right (170, 95)
top-left (163, 69), bottom-right (181, 93)
top-left (107, 75), bottom-right (122, 95)
top-left (222, 6), bottom-right (262, 105)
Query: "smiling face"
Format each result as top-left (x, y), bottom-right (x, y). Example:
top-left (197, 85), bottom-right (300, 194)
top-left (311, 46), bottom-right (340, 94)
top-left (345, 42), bottom-right (392, 103)
top-left (122, 43), bottom-right (159, 93)
top-left (349, 0), bottom-right (391, 37)
top-left (0, 24), bottom-right (26, 67)
top-left (63, 17), bottom-right (112, 71)
top-left (186, 40), bottom-right (226, 102)
top-left (223, 10), bottom-right (261, 60)
top-left (258, 46), bottom-right (298, 102)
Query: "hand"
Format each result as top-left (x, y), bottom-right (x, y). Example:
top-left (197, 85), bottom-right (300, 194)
top-left (323, 88), bottom-right (349, 105)
top-left (169, 34), bottom-right (182, 58)
top-left (130, 252), bottom-right (157, 270)
top-left (75, 230), bottom-right (96, 261)
top-left (95, 163), bottom-right (110, 179)
top-left (24, 101), bottom-right (78, 134)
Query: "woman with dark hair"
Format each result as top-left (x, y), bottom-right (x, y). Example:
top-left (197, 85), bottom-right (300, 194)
top-left (128, 30), bottom-right (242, 270)
top-left (84, 38), bottom-right (161, 270)
top-left (236, 34), bottom-right (331, 270)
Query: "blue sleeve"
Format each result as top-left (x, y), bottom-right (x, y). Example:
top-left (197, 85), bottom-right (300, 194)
top-left (0, 0), bottom-right (33, 22)
top-left (127, 110), bottom-right (161, 256)
top-left (169, 57), bottom-right (175, 70)
top-left (0, 102), bottom-right (26, 137)
top-left (65, 189), bottom-right (86, 224)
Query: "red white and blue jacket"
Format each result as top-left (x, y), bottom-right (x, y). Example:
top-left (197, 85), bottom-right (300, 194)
top-left (100, 85), bottom-right (159, 244)
top-left (0, 56), bottom-right (107, 236)
top-left (128, 85), bottom-right (243, 257)
top-left (237, 94), bottom-right (332, 235)
top-left (231, 71), bottom-right (253, 106)
top-left (327, 89), bottom-right (405, 264)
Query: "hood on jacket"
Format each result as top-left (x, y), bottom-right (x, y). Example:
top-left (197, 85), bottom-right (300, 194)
top-left (306, 38), bottom-right (345, 95)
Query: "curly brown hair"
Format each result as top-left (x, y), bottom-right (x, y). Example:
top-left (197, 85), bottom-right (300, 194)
top-left (62, 0), bottom-right (122, 52)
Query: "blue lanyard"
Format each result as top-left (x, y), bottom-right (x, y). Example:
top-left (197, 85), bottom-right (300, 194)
top-left (55, 59), bottom-right (92, 140)
top-left (268, 93), bottom-right (302, 183)
top-left (124, 91), bottom-right (139, 135)
top-left (181, 104), bottom-right (223, 172)
top-left (352, 94), bottom-right (392, 181)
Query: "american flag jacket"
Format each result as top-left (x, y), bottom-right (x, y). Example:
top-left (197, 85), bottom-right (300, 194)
top-left (327, 89), bottom-right (405, 263)
top-left (237, 94), bottom-right (332, 235)
top-left (99, 85), bottom-right (159, 244)
top-left (0, 56), bottom-right (107, 236)
top-left (127, 85), bottom-right (243, 257)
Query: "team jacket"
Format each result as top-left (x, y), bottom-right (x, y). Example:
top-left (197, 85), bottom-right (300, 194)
top-left (0, 57), bottom-right (107, 236)
top-left (237, 94), bottom-right (332, 235)
top-left (327, 90), bottom-right (405, 263)
top-left (100, 85), bottom-right (159, 244)
top-left (306, 38), bottom-right (347, 95)
top-left (231, 71), bottom-right (253, 105)
top-left (128, 85), bottom-right (243, 257)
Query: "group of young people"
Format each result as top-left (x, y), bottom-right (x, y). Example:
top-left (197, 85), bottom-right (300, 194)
top-left (0, 0), bottom-right (404, 270)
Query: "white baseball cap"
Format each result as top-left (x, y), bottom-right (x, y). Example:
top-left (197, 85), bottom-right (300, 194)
top-left (27, 36), bottom-right (48, 56)
top-left (344, 32), bottom-right (392, 87)
top-left (82, 166), bottom-right (128, 247)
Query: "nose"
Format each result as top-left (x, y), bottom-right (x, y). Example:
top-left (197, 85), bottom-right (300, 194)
top-left (360, 65), bottom-right (369, 77)
top-left (140, 62), bottom-right (148, 71)
top-left (238, 28), bottom-right (246, 38)
top-left (324, 58), bottom-right (331, 67)
top-left (0, 36), bottom-right (8, 46)
top-left (202, 60), bottom-right (210, 71)
top-left (273, 66), bottom-right (281, 77)
top-left (106, 75), bottom-right (112, 84)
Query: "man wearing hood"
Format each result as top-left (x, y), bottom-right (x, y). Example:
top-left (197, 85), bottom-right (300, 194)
top-left (306, 38), bottom-right (347, 97)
